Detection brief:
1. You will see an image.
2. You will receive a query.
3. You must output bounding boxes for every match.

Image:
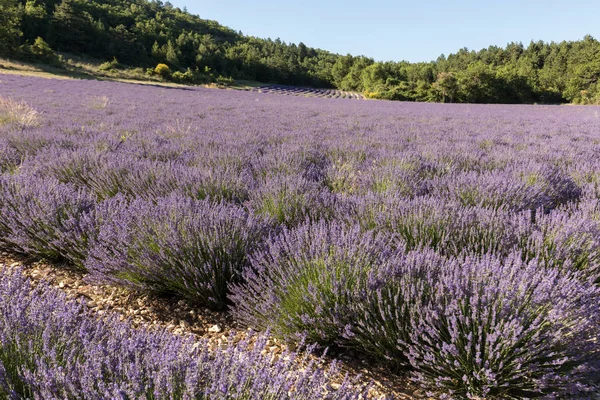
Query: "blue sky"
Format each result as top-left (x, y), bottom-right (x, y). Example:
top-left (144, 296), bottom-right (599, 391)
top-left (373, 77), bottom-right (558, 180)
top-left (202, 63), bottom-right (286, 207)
top-left (170, 1), bottom-right (599, 63)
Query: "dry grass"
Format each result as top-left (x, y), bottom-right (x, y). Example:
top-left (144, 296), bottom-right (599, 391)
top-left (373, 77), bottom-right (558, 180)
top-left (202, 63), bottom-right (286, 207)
top-left (89, 95), bottom-right (110, 109)
top-left (0, 96), bottom-right (42, 129)
top-left (164, 119), bottom-right (194, 137)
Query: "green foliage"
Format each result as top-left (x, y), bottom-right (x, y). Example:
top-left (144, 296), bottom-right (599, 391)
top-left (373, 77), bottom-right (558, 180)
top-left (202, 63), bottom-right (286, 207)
top-left (0, 0), bottom-right (23, 56)
top-left (98, 57), bottom-right (121, 71)
top-left (154, 63), bottom-right (170, 77)
top-left (27, 36), bottom-right (62, 66)
top-left (432, 72), bottom-right (458, 103)
top-left (2, 0), bottom-right (599, 104)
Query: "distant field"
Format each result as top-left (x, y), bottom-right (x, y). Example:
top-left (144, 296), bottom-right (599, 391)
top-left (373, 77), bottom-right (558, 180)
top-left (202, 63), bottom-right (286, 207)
top-left (1, 74), bottom-right (599, 399)
top-left (251, 84), bottom-right (365, 99)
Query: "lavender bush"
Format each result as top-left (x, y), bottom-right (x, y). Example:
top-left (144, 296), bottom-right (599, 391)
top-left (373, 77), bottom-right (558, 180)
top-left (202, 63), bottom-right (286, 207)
top-left (429, 164), bottom-right (580, 212)
top-left (347, 248), bottom-right (447, 367)
top-left (249, 173), bottom-right (338, 227)
top-left (343, 194), bottom-right (519, 257)
top-left (516, 206), bottom-right (600, 283)
top-left (402, 253), bottom-right (600, 398)
top-left (38, 149), bottom-right (197, 201)
top-left (0, 140), bottom-right (20, 173)
top-left (0, 268), bottom-right (369, 399)
top-left (0, 174), bottom-right (96, 269)
top-left (230, 220), bottom-right (403, 344)
top-left (86, 195), bottom-right (268, 309)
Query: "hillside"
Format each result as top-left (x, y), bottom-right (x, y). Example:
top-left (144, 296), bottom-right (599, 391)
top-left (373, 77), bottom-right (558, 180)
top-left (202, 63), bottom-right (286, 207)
top-left (1, 0), bottom-right (599, 103)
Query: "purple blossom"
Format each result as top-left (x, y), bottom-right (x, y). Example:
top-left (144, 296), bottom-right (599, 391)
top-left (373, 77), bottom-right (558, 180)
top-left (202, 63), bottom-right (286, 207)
top-left (86, 194), bottom-right (270, 309)
top-left (0, 268), bottom-right (370, 399)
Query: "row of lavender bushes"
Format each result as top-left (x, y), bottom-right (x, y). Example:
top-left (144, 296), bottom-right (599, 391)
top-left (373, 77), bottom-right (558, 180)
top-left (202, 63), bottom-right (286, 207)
top-left (2, 75), bottom-right (600, 397)
top-left (0, 268), bottom-right (367, 399)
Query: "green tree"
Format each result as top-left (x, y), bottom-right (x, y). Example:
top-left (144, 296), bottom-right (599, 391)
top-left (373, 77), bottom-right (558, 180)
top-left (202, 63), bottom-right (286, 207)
top-left (22, 0), bottom-right (49, 43)
top-left (165, 39), bottom-right (180, 65)
top-left (432, 71), bottom-right (458, 102)
top-left (0, 0), bottom-right (23, 55)
top-left (331, 55), bottom-right (353, 88)
top-left (361, 63), bottom-right (387, 92)
top-left (565, 35), bottom-right (600, 103)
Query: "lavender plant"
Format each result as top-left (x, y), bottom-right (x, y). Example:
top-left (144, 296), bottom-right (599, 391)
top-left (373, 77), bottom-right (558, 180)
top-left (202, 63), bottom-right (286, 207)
top-left (403, 253), bottom-right (600, 398)
top-left (249, 173), bottom-right (338, 227)
top-left (344, 194), bottom-right (519, 257)
top-left (516, 207), bottom-right (600, 282)
top-left (347, 248), bottom-right (446, 367)
top-left (230, 220), bottom-right (404, 345)
top-left (87, 195), bottom-right (269, 309)
top-left (349, 251), bottom-right (600, 397)
top-left (0, 268), bottom-right (370, 399)
top-left (0, 140), bottom-right (20, 172)
top-left (0, 174), bottom-right (96, 269)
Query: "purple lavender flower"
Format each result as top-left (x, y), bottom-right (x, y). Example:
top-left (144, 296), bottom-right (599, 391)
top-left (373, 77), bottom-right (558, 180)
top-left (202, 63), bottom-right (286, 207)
top-left (0, 174), bottom-right (96, 269)
top-left (86, 195), bottom-right (269, 309)
top-left (401, 252), bottom-right (600, 398)
top-left (230, 219), bottom-right (404, 344)
top-left (0, 268), bottom-right (370, 399)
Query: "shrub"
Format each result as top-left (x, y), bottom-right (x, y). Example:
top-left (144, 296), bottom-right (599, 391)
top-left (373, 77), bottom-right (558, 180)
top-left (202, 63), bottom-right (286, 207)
top-left (0, 268), bottom-right (370, 399)
top-left (42, 149), bottom-right (252, 203)
top-left (171, 70), bottom-right (187, 82)
top-left (249, 174), bottom-right (337, 227)
top-left (154, 63), bottom-right (170, 77)
top-left (429, 165), bottom-right (581, 212)
top-left (170, 68), bottom-right (201, 84)
top-left (349, 250), bottom-right (600, 397)
top-left (347, 248), bottom-right (445, 367)
top-left (98, 57), bottom-right (120, 71)
top-left (516, 207), bottom-right (600, 283)
top-left (86, 195), bottom-right (269, 309)
top-left (403, 253), bottom-right (600, 398)
top-left (0, 174), bottom-right (96, 270)
top-left (343, 194), bottom-right (520, 257)
top-left (215, 75), bottom-right (234, 87)
top-left (366, 162), bottom-right (434, 197)
top-left (44, 150), bottom-right (186, 200)
top-left (26, 37), bottom-right (62, 67)
top-left (230, 220), bottom-right (404, 344)
top-left (0, 140), bottom-right (20, 172)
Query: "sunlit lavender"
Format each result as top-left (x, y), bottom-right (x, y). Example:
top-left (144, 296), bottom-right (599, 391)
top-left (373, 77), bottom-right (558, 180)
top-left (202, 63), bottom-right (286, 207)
top-left (1, 74), bottom-right (600, 397)
top-left (0, 268), bottom-right (368, 399)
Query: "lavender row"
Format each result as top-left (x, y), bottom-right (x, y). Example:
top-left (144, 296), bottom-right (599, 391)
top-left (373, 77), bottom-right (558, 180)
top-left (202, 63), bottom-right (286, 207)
top-left (3, 171), bottom-right (598, 282)
top-left (230, 220), bottom-right (600, 398)
top-left (252, 85), bottom-right (364, 99)
top-left (0, 268), bottom-right (368, 399)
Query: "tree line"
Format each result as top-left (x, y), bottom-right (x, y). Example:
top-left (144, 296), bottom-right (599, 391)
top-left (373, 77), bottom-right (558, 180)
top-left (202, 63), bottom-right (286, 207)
top-left (1, 0), bottom-right (599, 104)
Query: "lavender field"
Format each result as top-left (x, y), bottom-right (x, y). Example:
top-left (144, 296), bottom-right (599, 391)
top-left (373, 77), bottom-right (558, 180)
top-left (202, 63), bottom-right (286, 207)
top-left (1, 74), bottom-right (600, 399)
top-left (250, 84), bottom-right (364, 99)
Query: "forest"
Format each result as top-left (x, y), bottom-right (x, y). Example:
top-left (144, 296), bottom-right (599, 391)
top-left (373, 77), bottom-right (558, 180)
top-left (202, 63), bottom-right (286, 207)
top-left (1, 0), bottom-right (599, 104)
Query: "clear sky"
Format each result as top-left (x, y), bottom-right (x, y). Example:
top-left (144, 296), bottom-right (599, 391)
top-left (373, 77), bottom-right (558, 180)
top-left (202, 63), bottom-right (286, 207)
top-left (169, 0), bottom-right (599, 63)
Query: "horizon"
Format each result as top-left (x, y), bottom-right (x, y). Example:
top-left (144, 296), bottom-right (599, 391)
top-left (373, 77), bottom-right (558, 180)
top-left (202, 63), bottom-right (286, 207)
top-left (170, 0), bottom-right (599, 63)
